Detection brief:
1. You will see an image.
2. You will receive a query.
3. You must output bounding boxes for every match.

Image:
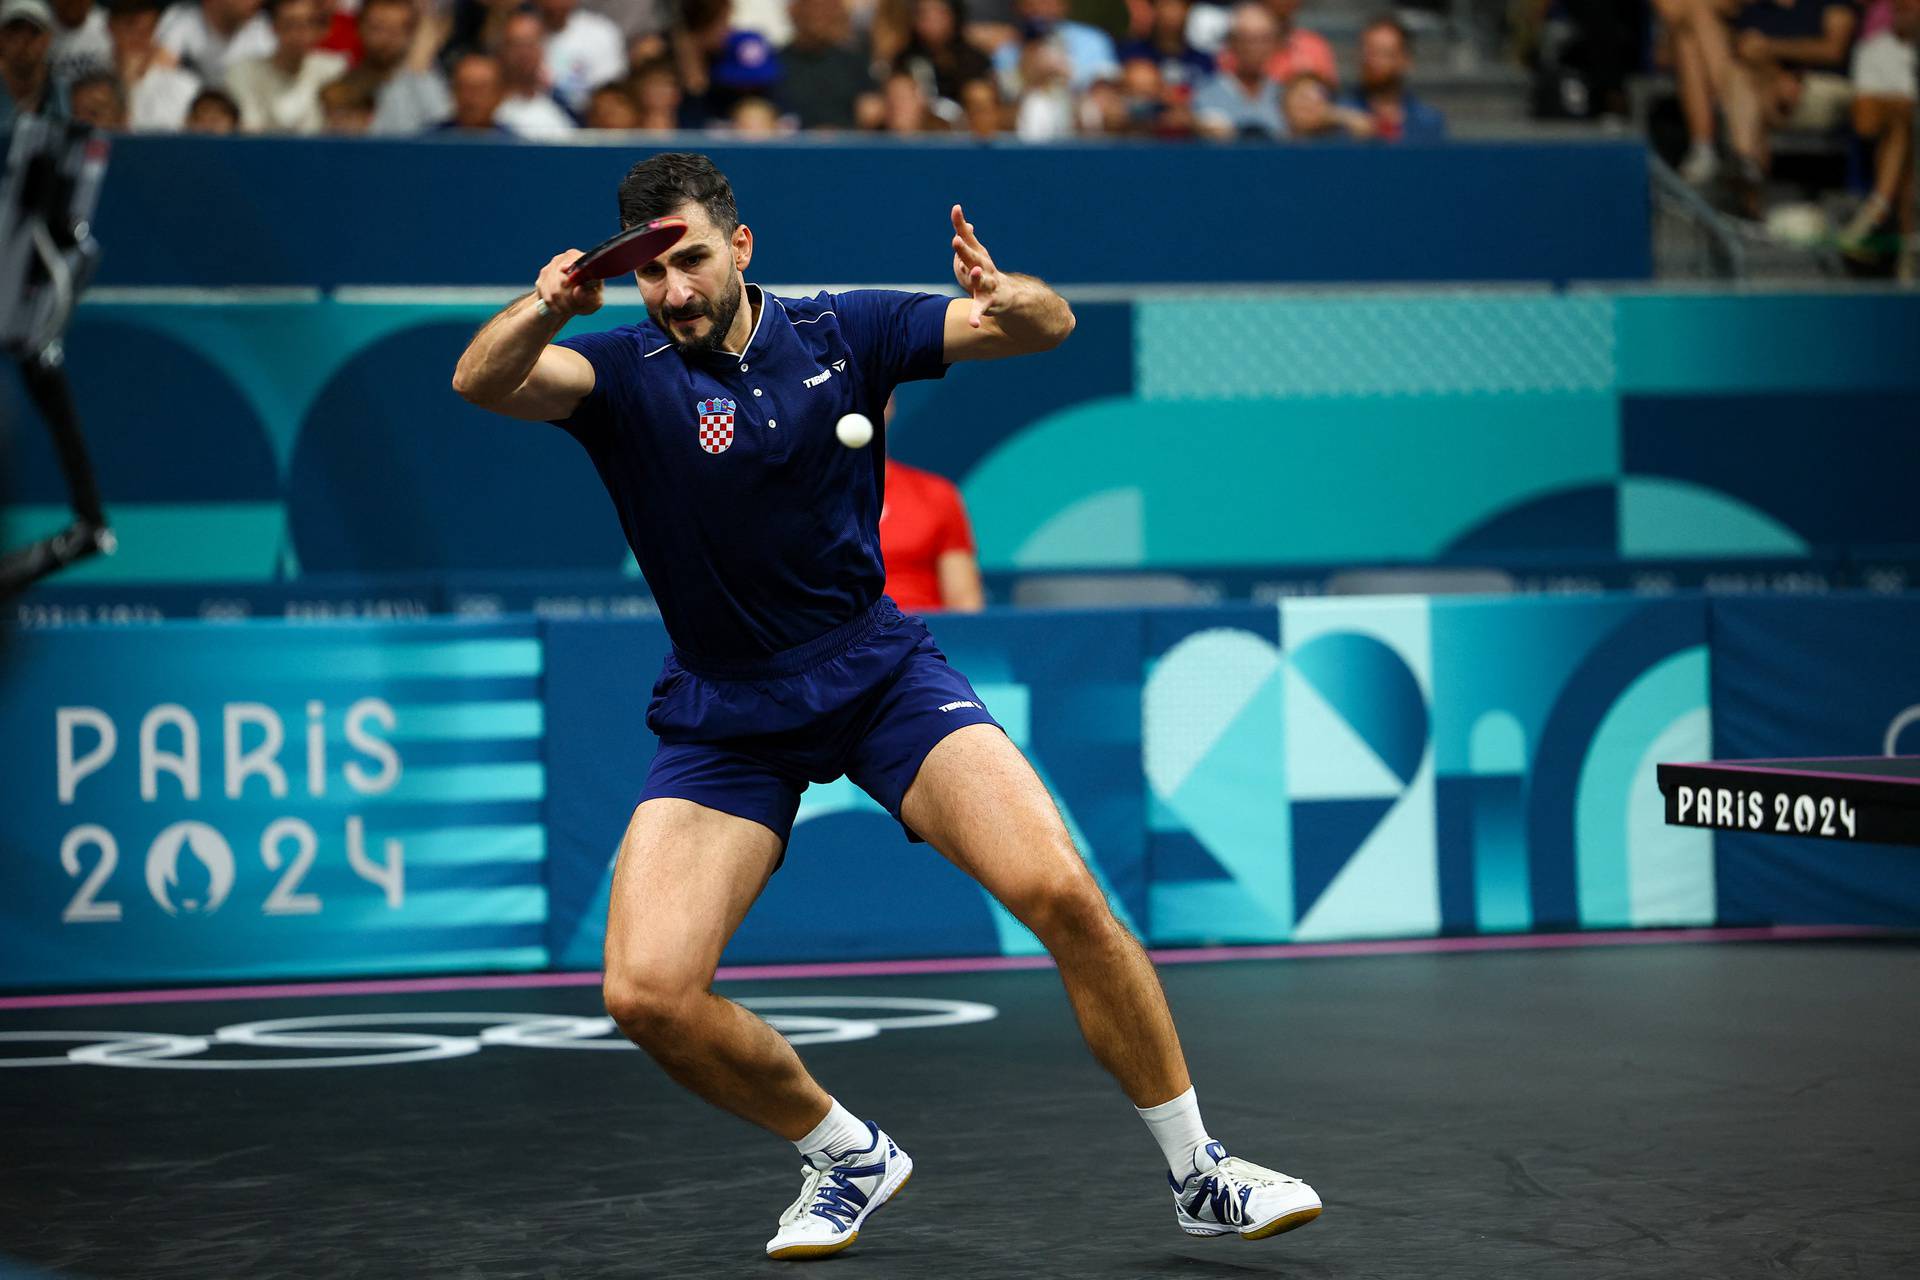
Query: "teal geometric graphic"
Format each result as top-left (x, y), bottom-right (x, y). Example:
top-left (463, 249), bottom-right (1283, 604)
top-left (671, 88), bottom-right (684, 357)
top-left (1138, 293), bottom-right (1616, 399)
top-left (36, 290), bottom-right (1915, 590)
top-left (965, 394), bottom-right (1619, 570)
top-left (1283, 664), bottom-right (1402, 799)
top-left (1280, 599), bottom-right (1439, 940)
top-left (1290, 632), bottom-right (1429, 786)
top-left (1619, 477), bottom-right (1809, 557)
top-left (1574, 645), bottom-right (1714, 927)
top-left (1012, 486), bottom-right (1144, 568)
top-left (1611, 291), bottom-right (1920, 394)
top-left (1143, 627), bottom-right (1291, 941)
top-left (1469, 710), bottom-right (1527, 774)
top-left (1291, 798), bottom-right (1396, 921)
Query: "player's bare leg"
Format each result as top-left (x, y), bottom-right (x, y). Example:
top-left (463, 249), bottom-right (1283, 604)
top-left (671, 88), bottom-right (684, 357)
top-left (600, 797), bottom-right (827, 1138)
top-left (902, 724), bottom-right (1189, 1106)
top-left (601, 797), bottom-right (913, 1259)
top-left (902, 723), bottom-right (1321, 1240)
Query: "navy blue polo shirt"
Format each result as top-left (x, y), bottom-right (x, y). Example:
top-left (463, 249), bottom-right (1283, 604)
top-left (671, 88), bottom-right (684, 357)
top-left (551, 285), bottom-right (951, 663)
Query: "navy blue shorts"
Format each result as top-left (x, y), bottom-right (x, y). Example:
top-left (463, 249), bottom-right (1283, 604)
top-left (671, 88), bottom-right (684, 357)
top-left (639, 597), bottom-right (1001, 845)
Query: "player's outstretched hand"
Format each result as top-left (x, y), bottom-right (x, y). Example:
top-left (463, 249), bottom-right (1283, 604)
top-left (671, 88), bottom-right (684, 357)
top-left (536, 250), bottom-right (606, 320)
top-left (951, 204), bottom-right (1001, 329)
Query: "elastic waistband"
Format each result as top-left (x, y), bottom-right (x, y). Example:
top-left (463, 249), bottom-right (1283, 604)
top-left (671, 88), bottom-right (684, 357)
top-left (671, 597), bottom-right (897, 680)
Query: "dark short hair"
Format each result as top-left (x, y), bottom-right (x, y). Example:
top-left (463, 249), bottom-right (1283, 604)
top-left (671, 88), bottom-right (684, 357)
top-left (189, 87), bottom-right (239, 118)
top-left (631, 56), bottom-right (677, 82)
top-left (321, 68), bottom-right (380, 109)
top-left (70, 67), bottom-right (126, 106)
top-left (1362, 13), bottom-right (1411, 49)
top-left (616, 151), bottom-right (738, 235)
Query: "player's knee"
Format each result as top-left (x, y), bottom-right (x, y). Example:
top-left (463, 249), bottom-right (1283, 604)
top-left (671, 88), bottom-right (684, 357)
top-left (604, 970), bottom-right (701, 1045)
top-left (1018, 871), bottom-right (1114, 947)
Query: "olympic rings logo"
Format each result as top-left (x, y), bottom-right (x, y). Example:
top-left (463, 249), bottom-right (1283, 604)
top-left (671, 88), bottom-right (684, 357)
top-left (0, 997), bottom-right (999, 1071)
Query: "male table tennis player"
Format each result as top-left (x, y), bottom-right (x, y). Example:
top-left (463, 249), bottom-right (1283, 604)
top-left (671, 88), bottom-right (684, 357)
top-left (452, 152), bottom-right (1320, 1260)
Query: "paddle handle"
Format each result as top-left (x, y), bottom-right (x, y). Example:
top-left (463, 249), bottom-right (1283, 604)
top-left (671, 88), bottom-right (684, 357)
top-left (534, 266), bottom-right (581, 320)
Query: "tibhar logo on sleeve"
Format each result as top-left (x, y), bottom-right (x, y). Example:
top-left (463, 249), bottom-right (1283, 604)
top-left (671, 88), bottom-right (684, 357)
top-left (939, 700), bottom-right (982, 713)
top-left (803, 360), bottom-right (849, 389)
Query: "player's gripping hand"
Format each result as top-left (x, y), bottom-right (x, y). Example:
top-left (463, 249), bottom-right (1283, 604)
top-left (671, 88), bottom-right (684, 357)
top-left (535, 250), bottom-right (605, 320)
top-left (951, 204), bottom-right (1003, 329)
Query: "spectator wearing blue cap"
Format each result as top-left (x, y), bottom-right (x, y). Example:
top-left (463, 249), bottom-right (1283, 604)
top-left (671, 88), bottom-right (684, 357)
top-left (678, 0), bottom-right (780, 120)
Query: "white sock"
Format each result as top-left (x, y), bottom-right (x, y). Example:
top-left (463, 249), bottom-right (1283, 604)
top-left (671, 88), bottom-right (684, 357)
top-left (794, 1097), bottom-right (871, 1167)
top-left (1136, 1086), bottom-right (1215, 1178)
top-left (1686, 140), bottom-right (1716, 166)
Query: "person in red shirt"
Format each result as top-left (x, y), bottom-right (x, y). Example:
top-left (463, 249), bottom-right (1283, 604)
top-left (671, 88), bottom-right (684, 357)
top-left (879, 457), bottom-right (984, 612)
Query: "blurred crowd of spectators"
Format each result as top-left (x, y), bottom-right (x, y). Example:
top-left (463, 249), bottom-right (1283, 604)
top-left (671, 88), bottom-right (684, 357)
top-left (0, 0), bottom-right (1448, 140)
top-left (1534, 0), bottom-right (1915, 267)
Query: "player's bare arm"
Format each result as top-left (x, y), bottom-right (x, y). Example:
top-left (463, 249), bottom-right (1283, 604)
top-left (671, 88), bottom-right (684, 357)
top-left (941, 204), bottom-right (1075, 362)
top-left (451, 251), bottom-right (602, 422)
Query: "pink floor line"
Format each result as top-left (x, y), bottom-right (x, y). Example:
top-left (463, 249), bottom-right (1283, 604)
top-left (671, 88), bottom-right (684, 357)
top-left (0, 924), bottom-right (1901, 1013)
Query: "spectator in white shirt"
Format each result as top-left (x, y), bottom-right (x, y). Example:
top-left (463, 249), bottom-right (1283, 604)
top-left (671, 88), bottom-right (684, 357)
top-left (155, 0), bottom-right (272, 85)
top-left (1012, 32), bottom-right (1073, 135)
top-left (106, 0), bottom-right (199, 128)
top-left (225, 0), bottom-right (346, 130)
top-left (49, 0), bottom-right (110, 82)
top-left (496, 6), bottom-right (574, 134)
top-left (534, 0), bottom-right (622, 112)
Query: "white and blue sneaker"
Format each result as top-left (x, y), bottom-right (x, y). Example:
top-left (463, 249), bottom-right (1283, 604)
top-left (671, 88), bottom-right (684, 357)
top-left (765, 1122), bottom-right (913, 1260)
top-left (1171, 1141), bottom-right (1321, 1241)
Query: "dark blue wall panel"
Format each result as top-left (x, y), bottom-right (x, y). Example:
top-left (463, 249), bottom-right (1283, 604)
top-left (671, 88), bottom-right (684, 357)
top-left (95, 136), bottom-right (1652, 288)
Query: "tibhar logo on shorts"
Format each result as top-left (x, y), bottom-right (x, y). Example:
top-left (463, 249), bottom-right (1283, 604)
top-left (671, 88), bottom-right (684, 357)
top-left (696, 397), bottom-right (736, 454)
top-left (939, 700), bottom-right (982, 713)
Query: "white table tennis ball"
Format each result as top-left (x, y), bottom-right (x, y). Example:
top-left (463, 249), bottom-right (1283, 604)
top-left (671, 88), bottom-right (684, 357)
top-left (836, 413), bottom-right (874, 449)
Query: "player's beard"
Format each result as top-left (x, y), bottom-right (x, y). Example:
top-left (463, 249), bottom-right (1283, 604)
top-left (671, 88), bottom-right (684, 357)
top-left (657, 272), bottom-right (745, 354)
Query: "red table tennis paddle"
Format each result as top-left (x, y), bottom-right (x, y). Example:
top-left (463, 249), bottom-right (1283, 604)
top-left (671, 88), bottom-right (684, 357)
top-left (535, 215), bottom-right (689, 318)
